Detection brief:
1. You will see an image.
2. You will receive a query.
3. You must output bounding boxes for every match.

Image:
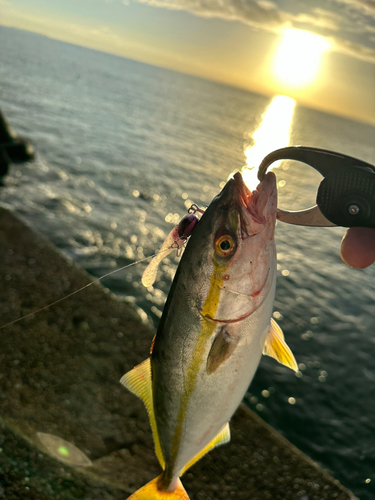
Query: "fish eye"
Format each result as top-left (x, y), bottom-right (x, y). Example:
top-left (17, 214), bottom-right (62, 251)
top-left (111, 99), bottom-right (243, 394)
top-left (220, 240), bottom-right (231, 251)
top-left (215, 235), bottom-right (236, 258)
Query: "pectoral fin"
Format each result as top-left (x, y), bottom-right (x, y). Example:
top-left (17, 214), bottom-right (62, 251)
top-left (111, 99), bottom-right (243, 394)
top-left (206, 327), bottom-right (239, 375)
top-left (141, 226), bottom-right (180, 287)
top-left (263, 318), bottom-right (298, 372)
top-left (120, 359), bottom-right (165, 469)
top-left (179, 422), bottom-right (231, 476)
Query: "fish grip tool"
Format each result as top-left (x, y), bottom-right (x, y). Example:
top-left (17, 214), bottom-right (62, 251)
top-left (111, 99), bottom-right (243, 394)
top-left (257, 146), bottom-right (375, 228)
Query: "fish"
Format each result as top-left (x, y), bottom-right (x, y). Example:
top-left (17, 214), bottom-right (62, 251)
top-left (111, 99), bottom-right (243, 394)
top-left (121, 171), bottom-right (297, 499)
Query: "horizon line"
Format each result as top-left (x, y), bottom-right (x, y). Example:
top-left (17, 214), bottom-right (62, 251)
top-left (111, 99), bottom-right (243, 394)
top-left (1, 23), bottom-right (374, 128)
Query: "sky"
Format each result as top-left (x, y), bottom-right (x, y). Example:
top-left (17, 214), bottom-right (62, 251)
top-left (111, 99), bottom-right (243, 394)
top-left (1, 0), bottom-right (374, 123)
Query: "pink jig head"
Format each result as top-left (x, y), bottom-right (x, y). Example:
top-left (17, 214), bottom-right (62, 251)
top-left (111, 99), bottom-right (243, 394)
top-left (141, 206), bottom-right (203, 288)
top-left (177, 213), bottom-right (199, 240)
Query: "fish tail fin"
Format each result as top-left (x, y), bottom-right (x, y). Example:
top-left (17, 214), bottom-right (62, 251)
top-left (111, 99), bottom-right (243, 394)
top-left (126, 474), bottom-right (190, 500)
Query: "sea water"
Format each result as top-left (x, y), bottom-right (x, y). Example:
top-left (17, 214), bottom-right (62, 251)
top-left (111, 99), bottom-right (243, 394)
top-left (0, 26), bottom-right (374, 499)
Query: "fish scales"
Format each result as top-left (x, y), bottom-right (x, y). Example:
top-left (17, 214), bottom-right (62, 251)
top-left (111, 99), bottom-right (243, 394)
top-left (123, 171), bottom-right (297, 499)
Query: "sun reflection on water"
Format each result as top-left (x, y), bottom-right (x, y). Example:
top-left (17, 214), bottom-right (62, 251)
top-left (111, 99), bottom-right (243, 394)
top-left (241, 95), bottom-right (295, 190)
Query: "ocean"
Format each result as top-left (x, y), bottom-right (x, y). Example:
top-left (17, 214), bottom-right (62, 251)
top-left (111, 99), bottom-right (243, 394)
top-left (0, 26), bottom-right (374, 499)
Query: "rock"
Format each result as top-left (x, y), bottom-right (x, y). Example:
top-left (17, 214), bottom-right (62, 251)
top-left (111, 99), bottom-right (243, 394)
top-left (0, 110), bottom-right (34, 183)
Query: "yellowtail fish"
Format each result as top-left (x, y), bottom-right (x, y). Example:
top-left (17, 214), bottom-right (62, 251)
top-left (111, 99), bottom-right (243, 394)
top-left (121, 171), bottom-right (297, 499)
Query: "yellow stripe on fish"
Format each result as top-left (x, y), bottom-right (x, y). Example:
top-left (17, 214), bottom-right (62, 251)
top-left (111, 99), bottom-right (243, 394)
top-left (170, 260), bottom-right (226, 466)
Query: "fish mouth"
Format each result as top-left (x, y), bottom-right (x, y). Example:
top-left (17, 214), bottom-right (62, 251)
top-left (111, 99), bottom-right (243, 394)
top-left (232, 172), bottom-right (252, 209)
top-left (227, 171), bottom-right (276, 234)
top-left (230, 171), bottom-right (264, 234)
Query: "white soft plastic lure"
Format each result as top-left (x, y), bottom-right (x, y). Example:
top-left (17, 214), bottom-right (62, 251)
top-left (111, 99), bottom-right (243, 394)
top-left (141, 225), bottom-right (181, 288)
top-left (141, 213), bottom-right (200, 288)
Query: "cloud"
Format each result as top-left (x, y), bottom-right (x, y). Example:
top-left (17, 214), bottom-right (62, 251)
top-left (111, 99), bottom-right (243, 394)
top-left (332, 0), bottom-right (375, 17)
top-left (333, 35), bottom-right (375, 61)
top-left (289, 8), bottom-right (341, 31)
top-left (134, 0), bottom-right (375, 62)
top-left (135, 0), bottom-right (287, 29)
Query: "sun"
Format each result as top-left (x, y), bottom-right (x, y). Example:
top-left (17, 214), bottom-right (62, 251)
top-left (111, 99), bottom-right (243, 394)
top-left (273, 29), bottom-right (330, 87)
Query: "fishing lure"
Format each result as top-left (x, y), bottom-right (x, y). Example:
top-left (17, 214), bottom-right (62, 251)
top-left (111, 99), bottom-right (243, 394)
top-left (141, 208), bottom-right (202, 288)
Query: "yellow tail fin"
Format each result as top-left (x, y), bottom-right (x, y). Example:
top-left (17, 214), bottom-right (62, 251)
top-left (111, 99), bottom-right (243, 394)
top-left (127, 474), bottom-right (189, 500)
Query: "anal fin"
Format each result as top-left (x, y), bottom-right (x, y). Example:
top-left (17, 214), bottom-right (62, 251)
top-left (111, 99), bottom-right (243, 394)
top-left (262, 318), bottom-right (298, 372)
top-left (179, 422), bottom-right (230, 476)
top-left (120, 358), bottom-right (165, 469)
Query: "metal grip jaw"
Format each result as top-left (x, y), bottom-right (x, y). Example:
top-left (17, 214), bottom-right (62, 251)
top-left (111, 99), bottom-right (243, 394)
top-left (317, 167), bottom-right (375, 228)
top-left (258, 146), bottom-right (375, 228)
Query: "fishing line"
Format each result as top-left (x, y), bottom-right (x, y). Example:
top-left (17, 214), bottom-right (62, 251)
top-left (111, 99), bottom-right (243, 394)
top-left (0, 247), bottom-right (174, 331)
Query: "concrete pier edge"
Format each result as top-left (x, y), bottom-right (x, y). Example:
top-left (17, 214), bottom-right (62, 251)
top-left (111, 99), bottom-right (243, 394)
top-left (0, 206), bottom-right (357, 500)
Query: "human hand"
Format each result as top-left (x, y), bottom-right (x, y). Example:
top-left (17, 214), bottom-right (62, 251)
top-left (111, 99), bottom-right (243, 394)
top-left (341, 227), bottom-right (375, 269)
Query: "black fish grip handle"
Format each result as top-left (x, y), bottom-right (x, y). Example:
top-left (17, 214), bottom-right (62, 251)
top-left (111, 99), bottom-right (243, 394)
top-left (258, 146), bottom-right (375, 228)
top-left (317, 167), bottom-right (375, 228)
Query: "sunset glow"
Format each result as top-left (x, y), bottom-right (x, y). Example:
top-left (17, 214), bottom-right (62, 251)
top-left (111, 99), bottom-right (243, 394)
top-left (273, 29), bottom-right (331, 87)
top-left (0, 1), bottom-right (373, 122)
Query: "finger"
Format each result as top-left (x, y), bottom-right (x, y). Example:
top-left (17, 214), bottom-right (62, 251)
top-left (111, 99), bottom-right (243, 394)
top-left (340, 227), bottom-right (375, 269)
